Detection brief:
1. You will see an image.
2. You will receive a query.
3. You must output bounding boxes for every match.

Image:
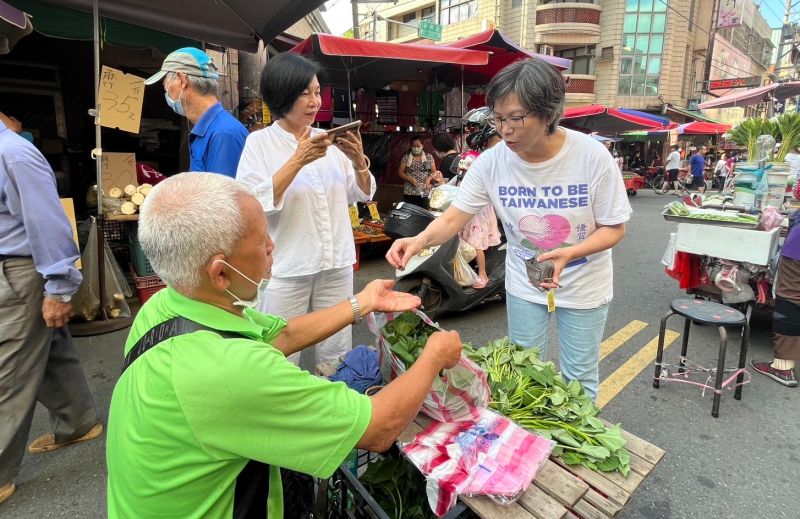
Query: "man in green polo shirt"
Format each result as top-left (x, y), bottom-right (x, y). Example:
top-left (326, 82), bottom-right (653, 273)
top-left (106, 173), bottom-right (461, 518)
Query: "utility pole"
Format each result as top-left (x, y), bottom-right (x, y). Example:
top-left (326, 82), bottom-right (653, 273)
top-left (774, 0), bottom-right (795, 82)
top-left (351, 0), bottom-right (360, 38)
top-left (701, 0), bottom-right (720, 93)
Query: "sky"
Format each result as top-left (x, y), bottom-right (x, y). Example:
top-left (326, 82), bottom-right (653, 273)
top-left (321, 0), bottom-right (796, 35)
top-left (758, 0), bottom-right (793, 28)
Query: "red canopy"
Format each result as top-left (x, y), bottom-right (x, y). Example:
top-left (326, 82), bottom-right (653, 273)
top-left (290, 33), bottom-right (489, 89)
top-left (648, 121), bottom-right (731, 135)
top-left (440, 29), bottom-right (570, 85)
top-left (561, 105), bottom-right (668, 134)
top-left (698, 82), bottom-right (800, 110)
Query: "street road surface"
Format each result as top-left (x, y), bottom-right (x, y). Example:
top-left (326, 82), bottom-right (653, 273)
top-left (4, 190), bottom-right (798, 518)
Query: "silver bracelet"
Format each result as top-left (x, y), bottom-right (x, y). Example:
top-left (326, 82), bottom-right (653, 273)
top-left (348, 295), bottom-right (363, 325)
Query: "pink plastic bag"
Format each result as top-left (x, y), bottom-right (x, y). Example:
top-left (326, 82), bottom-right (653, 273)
top-left (367, 310), bottom-right (491, 423)
top-left (400, 409), bottom-right (555, 516)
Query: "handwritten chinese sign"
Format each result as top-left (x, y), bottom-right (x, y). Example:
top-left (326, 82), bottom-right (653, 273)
top-left (101, 152), bottom-right (137, 192)
top-left (98, 66), bottom-right (144, 134)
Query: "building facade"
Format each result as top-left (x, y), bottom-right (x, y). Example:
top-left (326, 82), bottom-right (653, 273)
top-left (366, 0), bottom-right (725, 114)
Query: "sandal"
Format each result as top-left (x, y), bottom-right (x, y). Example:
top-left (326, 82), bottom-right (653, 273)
top-left (472, 276), bottom-right (489, 289)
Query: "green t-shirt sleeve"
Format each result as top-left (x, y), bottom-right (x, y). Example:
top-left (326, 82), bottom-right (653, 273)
top-left (173, 338), bottom-right (372, 479)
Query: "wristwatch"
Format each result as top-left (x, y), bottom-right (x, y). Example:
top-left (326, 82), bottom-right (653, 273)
top-left (44, 292), bottom-right (72, 303)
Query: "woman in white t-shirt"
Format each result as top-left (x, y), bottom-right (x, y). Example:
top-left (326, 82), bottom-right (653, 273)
top-left (387, 58), bottom-right (632, 400)
top-left (237, 53), bottom-right (376, 366)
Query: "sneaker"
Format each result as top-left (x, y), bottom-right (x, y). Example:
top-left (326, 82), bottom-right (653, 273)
top-left (27, 423), bottom-right (104, 454)
top-left (0, 482), bottom-right (15, 505)
top-left (750, 361), bottom-right (798, 387)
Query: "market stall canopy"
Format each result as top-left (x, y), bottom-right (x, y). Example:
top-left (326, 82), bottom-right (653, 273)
top-left (22, 0), bottom-right (327, 52)
top-left (698, 81), bottom-right (800, 110)
top-left (439, 29), bottom-right (570, 84)
top-left (290, 33), bottom-right (490, 89)
top-left (647, 121), bottom-right (731, 135)
top-left (561, 105), bottom-right (672, 134)
top-left (0, 0), bottom-right (32, 54)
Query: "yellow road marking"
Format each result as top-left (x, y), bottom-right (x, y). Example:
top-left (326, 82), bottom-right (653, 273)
top-left (600, 320), bottom-right (648, 361)
top-left (597, 330), bottom-right (681, 409)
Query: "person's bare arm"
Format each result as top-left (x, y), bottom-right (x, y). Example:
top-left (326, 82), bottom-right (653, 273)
top-left (385, 206), bottom-right (473, 270)
top-left (397, 161), bottom-right (417, 187)
top-left (271, 128), bottom-right (331, 205)
top-left (271, 280), bottom-right (421, 356)
top-left (357, 331), bottom-right (462, 451)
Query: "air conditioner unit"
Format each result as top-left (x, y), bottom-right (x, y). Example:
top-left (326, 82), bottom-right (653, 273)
top-left (539, 45), bottom-right (554, 56)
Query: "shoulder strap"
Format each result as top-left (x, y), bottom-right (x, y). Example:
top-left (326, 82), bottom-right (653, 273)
top-left (121, 316), bottom-right (246, 374)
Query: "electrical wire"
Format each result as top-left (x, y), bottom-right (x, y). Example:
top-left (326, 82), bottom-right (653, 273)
top-left (653, 0), bottom-right (774, 67)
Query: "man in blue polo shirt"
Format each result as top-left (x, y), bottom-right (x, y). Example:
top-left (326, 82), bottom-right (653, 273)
top-left (145, 48), bottom-right (248, 178)
top-left (689, 145), bottom-right (707, 193)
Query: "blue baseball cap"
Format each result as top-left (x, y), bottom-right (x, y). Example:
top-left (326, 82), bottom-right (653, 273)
top-left (144, 47), bottom-right (219, 85)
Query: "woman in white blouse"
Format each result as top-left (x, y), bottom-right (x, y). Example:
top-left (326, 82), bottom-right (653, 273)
top-left (236, 53), bottom-right (376, 366)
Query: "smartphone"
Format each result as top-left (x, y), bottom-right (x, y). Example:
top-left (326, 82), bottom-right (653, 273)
top-left (326, 120), bottom-right (362, 139)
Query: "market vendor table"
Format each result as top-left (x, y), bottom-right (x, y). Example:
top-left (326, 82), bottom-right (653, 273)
top-left (352, 223), bottom-right (390, 271)
top-left (398, 416), bottom-right (665, 519)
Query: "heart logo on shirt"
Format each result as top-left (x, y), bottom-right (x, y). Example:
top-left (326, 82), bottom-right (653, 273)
top-left (518, 215), bottom-right (571, 250)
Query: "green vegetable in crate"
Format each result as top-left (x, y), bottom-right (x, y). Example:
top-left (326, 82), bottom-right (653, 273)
top-left (464, 338), bottom-right (631, 476)
top-left (359, 451), bottom-right (436, 519)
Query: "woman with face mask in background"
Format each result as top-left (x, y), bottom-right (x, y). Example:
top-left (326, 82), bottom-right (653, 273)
top-left (398, 136), bottom-right (436, 208)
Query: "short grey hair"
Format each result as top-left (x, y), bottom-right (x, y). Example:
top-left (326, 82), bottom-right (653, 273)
top-left (486, 58), bottom-right (565, 135)
top-left (166, 71), bottom-right (218, 97)
top-left (138, 173), bottom-right (250, 292)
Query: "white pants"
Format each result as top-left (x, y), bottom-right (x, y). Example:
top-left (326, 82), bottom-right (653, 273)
top-left (260, 266), bottom-right (354, 366)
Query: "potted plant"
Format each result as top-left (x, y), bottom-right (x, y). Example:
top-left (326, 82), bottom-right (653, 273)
top-left (727, 118), bottom-right (778, 163)
top-left (774, 111), bottom-right (800, 162)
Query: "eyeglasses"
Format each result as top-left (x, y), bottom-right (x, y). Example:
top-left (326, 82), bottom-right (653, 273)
top-left (486, 110), bottom-right (533, 129)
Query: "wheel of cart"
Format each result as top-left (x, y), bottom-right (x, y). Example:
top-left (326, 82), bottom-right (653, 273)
top-left (623, 174), bottom-right (645, 196)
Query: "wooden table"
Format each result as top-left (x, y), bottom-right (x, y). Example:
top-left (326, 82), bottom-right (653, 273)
top-left (398, 416), bottom-right (664, 519)
top-left (352, 228), bottom-right (390, 271)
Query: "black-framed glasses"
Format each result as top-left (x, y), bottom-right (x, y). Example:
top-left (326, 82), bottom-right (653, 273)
top-left (486, 110), bottom-right (533, 129)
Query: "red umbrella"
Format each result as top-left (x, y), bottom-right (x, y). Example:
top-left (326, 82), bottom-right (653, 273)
top-left (561, 105), bottom-right (669, 134)
top-left (440, 29), bottom-right (570, 85)
top-left (647, 121), bottom-right (731, 135)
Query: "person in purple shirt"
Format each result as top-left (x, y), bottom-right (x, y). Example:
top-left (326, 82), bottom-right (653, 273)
top-left (144, 48), bottom-right (249, 178)
top-left (0, 113), bottom-right (102, 506)
top-left (751, 219), bottom-right (800, 387)
top-left (689, 145), bottom-right (707, 193)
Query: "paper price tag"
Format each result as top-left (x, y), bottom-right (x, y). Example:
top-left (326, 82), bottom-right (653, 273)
top-left (367, 202), bottom-right (380, 221)
top-left (98, 66), bottom-right (145, 134)
top-left (349, 205), bottom-right (360, 228)
top-left (547, 289), bottom-right (556, 313)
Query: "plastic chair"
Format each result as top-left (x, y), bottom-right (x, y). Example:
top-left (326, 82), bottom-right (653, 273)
top-left (653, 298), bottom-right (751, 418)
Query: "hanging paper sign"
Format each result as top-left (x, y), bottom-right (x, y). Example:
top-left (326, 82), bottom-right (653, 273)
top-left (101, 152), bottom-right (137, 192)
top-left (98, 66), bottom-right (145, 134)
top-left (262, 102), bottom-right (272, 124)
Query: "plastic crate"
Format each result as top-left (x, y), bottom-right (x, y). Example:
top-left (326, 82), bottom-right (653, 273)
top-left (129, 240), bottom-right (156, 276)
top-left (325, 450), bottom-right (470, 519)
top-left (131, 264), bottom-right (165, 304)
top-left (101, 219), bottom-right (127, 243)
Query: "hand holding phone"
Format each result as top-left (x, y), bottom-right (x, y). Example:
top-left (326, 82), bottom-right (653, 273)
top-left (327, 120), bottom-right (362, 140)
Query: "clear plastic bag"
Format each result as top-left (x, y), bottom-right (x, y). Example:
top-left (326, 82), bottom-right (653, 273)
top-left (428, 184), bottom-right (459, 211)
top-left (453, 239), bottom-right (478, 287)
top-left (71, 218), bottom-right (132, 321)
top-left (366, 309), bottom-right (490, 423)
top-left (399, 409), bottom-right (555, 516)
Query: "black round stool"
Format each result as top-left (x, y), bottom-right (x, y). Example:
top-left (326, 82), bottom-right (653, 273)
top-left (653, 298), bottom-right (751, 418)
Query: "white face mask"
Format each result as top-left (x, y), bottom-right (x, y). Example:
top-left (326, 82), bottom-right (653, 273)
top-left (411, 147), bottom-right (423, 156)
top-left (215, 260), bottom-right (269, 309)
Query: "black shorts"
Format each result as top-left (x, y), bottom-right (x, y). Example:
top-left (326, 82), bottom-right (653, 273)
top-left (666, 169), bottom-right (679, 182)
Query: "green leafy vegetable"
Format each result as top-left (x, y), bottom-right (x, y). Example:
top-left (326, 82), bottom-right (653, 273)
top-left (359, 451), bottom-right (436, 519)
top-left (381, 312), bottom-right (439, 369)
top-left (463, 338), bottom-right (631, 476)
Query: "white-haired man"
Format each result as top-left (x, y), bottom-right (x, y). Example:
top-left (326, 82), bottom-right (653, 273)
top-left (105, 173), bottom-right (462, 518)
top-left (145, 48), bottom-right (248, 178)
